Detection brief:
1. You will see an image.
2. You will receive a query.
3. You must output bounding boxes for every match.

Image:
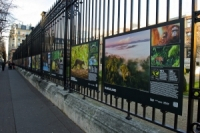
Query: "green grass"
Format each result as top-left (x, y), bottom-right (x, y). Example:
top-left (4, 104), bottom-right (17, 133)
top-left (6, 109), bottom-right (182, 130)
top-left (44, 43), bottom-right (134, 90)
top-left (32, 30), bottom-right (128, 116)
top-left (184, 81), bottom-right (200, 96)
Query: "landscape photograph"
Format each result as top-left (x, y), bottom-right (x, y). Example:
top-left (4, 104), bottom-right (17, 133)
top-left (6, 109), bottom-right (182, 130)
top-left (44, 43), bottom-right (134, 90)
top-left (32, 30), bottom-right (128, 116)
top-left (105, 30), bottom-right (150, 91)
top-left (51, 50), bottom-right (64, 75)
top-left (71, 44), bottom-right (89, 79)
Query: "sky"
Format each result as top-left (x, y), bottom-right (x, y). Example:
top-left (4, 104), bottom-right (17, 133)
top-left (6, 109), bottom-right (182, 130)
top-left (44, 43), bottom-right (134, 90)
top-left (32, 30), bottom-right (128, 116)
top-left (4, 0), bottom-right (56, 55)
top-left (3, 0), bottom-right (199, 58)
top-left (11, 0), bottom-right (56, 27)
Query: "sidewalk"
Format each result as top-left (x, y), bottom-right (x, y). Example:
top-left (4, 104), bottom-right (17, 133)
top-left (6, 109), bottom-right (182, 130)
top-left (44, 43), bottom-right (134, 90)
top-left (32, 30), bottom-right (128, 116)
top-left (0, 66), bottom-right (84, 133)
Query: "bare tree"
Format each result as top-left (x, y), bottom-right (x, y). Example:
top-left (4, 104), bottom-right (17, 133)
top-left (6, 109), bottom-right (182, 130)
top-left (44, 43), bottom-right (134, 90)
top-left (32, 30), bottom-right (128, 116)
top-left (0, 0), bottom-right (16, 40)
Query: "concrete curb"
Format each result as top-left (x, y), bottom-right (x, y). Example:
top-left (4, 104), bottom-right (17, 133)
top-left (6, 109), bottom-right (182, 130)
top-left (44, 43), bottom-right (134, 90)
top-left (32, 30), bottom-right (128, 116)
top-left (17, 67), bottom-right (165, 133)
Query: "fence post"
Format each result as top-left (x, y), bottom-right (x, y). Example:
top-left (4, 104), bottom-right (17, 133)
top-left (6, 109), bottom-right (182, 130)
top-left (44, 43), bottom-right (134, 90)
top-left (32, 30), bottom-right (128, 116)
top-left (187, 0), bottom-right (196, 132)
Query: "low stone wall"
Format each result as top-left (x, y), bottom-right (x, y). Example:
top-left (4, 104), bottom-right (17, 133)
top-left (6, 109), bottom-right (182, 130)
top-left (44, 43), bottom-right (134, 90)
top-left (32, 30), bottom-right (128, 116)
top-left (17, 68), bottom-right (165, 133)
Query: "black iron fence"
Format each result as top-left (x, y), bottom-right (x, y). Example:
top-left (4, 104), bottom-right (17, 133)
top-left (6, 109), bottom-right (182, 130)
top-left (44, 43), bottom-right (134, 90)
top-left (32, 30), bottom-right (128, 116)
top-left (12, 0), bottom-right (200, 132)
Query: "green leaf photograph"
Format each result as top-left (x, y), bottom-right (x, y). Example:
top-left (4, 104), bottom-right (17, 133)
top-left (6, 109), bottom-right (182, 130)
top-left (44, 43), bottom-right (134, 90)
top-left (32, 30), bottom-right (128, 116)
top-left (151, 45), bottom-right (180, 67)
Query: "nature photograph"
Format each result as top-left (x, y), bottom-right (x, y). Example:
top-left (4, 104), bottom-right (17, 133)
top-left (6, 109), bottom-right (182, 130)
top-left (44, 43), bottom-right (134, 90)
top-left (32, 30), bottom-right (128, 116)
top-left (23, 58), bottom-right (26, 67)
top-left (89, 53), bottom-right (98, 66)
top-left (151, 45), bottom-right (180, 67)
top-left (26, 57), bottom-right (29, 68)
top-left (105, 30), bottom-right (150, 91)
top-left (51, 50), bottom-right (64, 75)
top-left (71, 44), bottom-right (89, 79)
top-left (28, 57), bottom-right (31, 68)
top-left (42, 52), bottom-right (50, 72)
top-left (35, 54), bottom-right (41, 70)
top-left (89, 42), bottom-right (98, 53)
top-left (151, 23), bottom-right (180, 46)
top-left (32, 56), bottom-right (36, 69)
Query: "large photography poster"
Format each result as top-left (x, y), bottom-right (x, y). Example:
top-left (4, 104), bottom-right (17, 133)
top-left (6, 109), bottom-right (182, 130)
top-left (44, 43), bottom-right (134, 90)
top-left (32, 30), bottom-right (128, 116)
top-left (23, 58), bottom-right (26, 67)
top-left (70, 40), bottom-right (99, 90)
top-left (51, 49), bottom-right (64, 78)
top-left (32, 56), bottom-right (36, 70)
top-left (28, 57), bottom-right (31, 69)
top-left (42, 52), bottom-right (51, 74)
top-left (103, 19), bottom-right (184, 115)
top-left (25, 57), bottom-right (29, 68)
top-left (35, 54), bottom-right (41, 71)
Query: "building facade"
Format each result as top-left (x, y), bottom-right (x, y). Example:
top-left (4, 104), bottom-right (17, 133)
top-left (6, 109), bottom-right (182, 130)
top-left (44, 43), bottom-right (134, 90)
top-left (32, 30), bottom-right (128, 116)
top-left (8, 24), bottom-right (32, 62)
top-left (184, 16), bottom-right (200, 72)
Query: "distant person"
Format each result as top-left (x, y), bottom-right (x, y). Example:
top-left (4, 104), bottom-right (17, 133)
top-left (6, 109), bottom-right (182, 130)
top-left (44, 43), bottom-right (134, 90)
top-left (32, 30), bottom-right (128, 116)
top-left (12, 62), bottom-right (15, 69)
top-left (2, 62), bottom-right (5, 71)
top-left (9, 62), bottom-right (12, 70)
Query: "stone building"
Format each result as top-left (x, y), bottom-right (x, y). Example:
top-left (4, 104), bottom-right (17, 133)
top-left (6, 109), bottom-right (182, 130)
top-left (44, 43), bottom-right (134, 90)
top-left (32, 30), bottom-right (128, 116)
top-left (8, 24), bottom-right (32, 62)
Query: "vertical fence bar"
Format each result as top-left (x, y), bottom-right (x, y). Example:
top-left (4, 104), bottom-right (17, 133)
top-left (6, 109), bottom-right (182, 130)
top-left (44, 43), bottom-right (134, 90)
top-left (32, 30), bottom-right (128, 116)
top-left (110, 94), bottom-right (112, 105)
top-left (107, 0), bottom-right (110, 36)
top-left (115, 96), bottom-right (118, 108)
top-left (83, 87), bottom-right (86, 99)
top-left (179, 0), bottom-right (182, 19)
top-left (138, 0), bottom-right (141, 29)
top-left (85, 0), bottom-right (87, 42)
top-left (187, 0), bottom-right (196, 132)
top-left (89, 88), bottom-right (92, 97)
top-left (103, 0), bottom-right (105, 37)
top-left (117, 0), bottom-right (120, 34)
top-left (142, 104), bottom-right (147, 118)
top-left (135, 102), bottom-right (138, 115)
top-left (86, 87), bottom-right (89, 96)
top-left (197, 98), bottom-right (200, 130)
top-left (152, 107), bottom-right (155, 121)
top-left (130, 0), bottom-right (133, 30)
top-left (82, 0), bottom-right (85, 43)
top-left (161, 110), bottom-right (166, 126)
top-left (95, 0), bottom-right (97, 40)
top-left (105, 93), bottom-right (108, 103)
top-left (121, 98), bottom-right (124, 110)
top-left (88, 0), bottom-right (91, 41)
top-left (156, 0), bottom-right (159, 24)
top-left (64, 3), bottom-right (68, 89)
top-left (126, 100), bottom-right (132, 120)
top-left (93, 89), bottom-right (95, 99)
top-left (166, 0), bottom-right (170, 22)
top-left (174, 114), bottom-right (178, 130)
top-left (91, 0), bottom-right (94, 41)
top-left (146, 0), bottom-right (149, 27)
top-left (112, 0), bottom-right (115, 35)
top-left (97, 90), bottom-right (99, 100)
top-left (124, 0), bottom-right (127, 32)
top-left (98, 0), bottom-right (101, 40)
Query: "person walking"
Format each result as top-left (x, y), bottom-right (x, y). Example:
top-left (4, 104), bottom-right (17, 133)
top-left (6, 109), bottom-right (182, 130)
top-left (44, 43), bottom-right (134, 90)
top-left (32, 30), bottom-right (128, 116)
top-left (2, 61), bottom-right (5, 71)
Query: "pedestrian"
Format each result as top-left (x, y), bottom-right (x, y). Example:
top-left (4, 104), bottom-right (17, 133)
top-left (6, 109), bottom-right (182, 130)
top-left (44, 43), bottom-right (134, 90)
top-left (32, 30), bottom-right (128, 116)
top-left (12, 62), bottom-right (15, 69)
top-left (2, 62), bottom-right (5, 71)
top-left (9, 62), bottom-right (12, 70)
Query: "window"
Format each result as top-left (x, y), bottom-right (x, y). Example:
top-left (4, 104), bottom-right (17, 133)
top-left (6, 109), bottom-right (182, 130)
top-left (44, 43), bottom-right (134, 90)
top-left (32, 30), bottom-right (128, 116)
top-left (18, 31), bottom-right (20, 34)
top-left (187, 32), bottom-right (191, 36)
top-left (186, 19), bottom-right (191, 28)
top-left (21, 25), bottom-right (26, 30)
